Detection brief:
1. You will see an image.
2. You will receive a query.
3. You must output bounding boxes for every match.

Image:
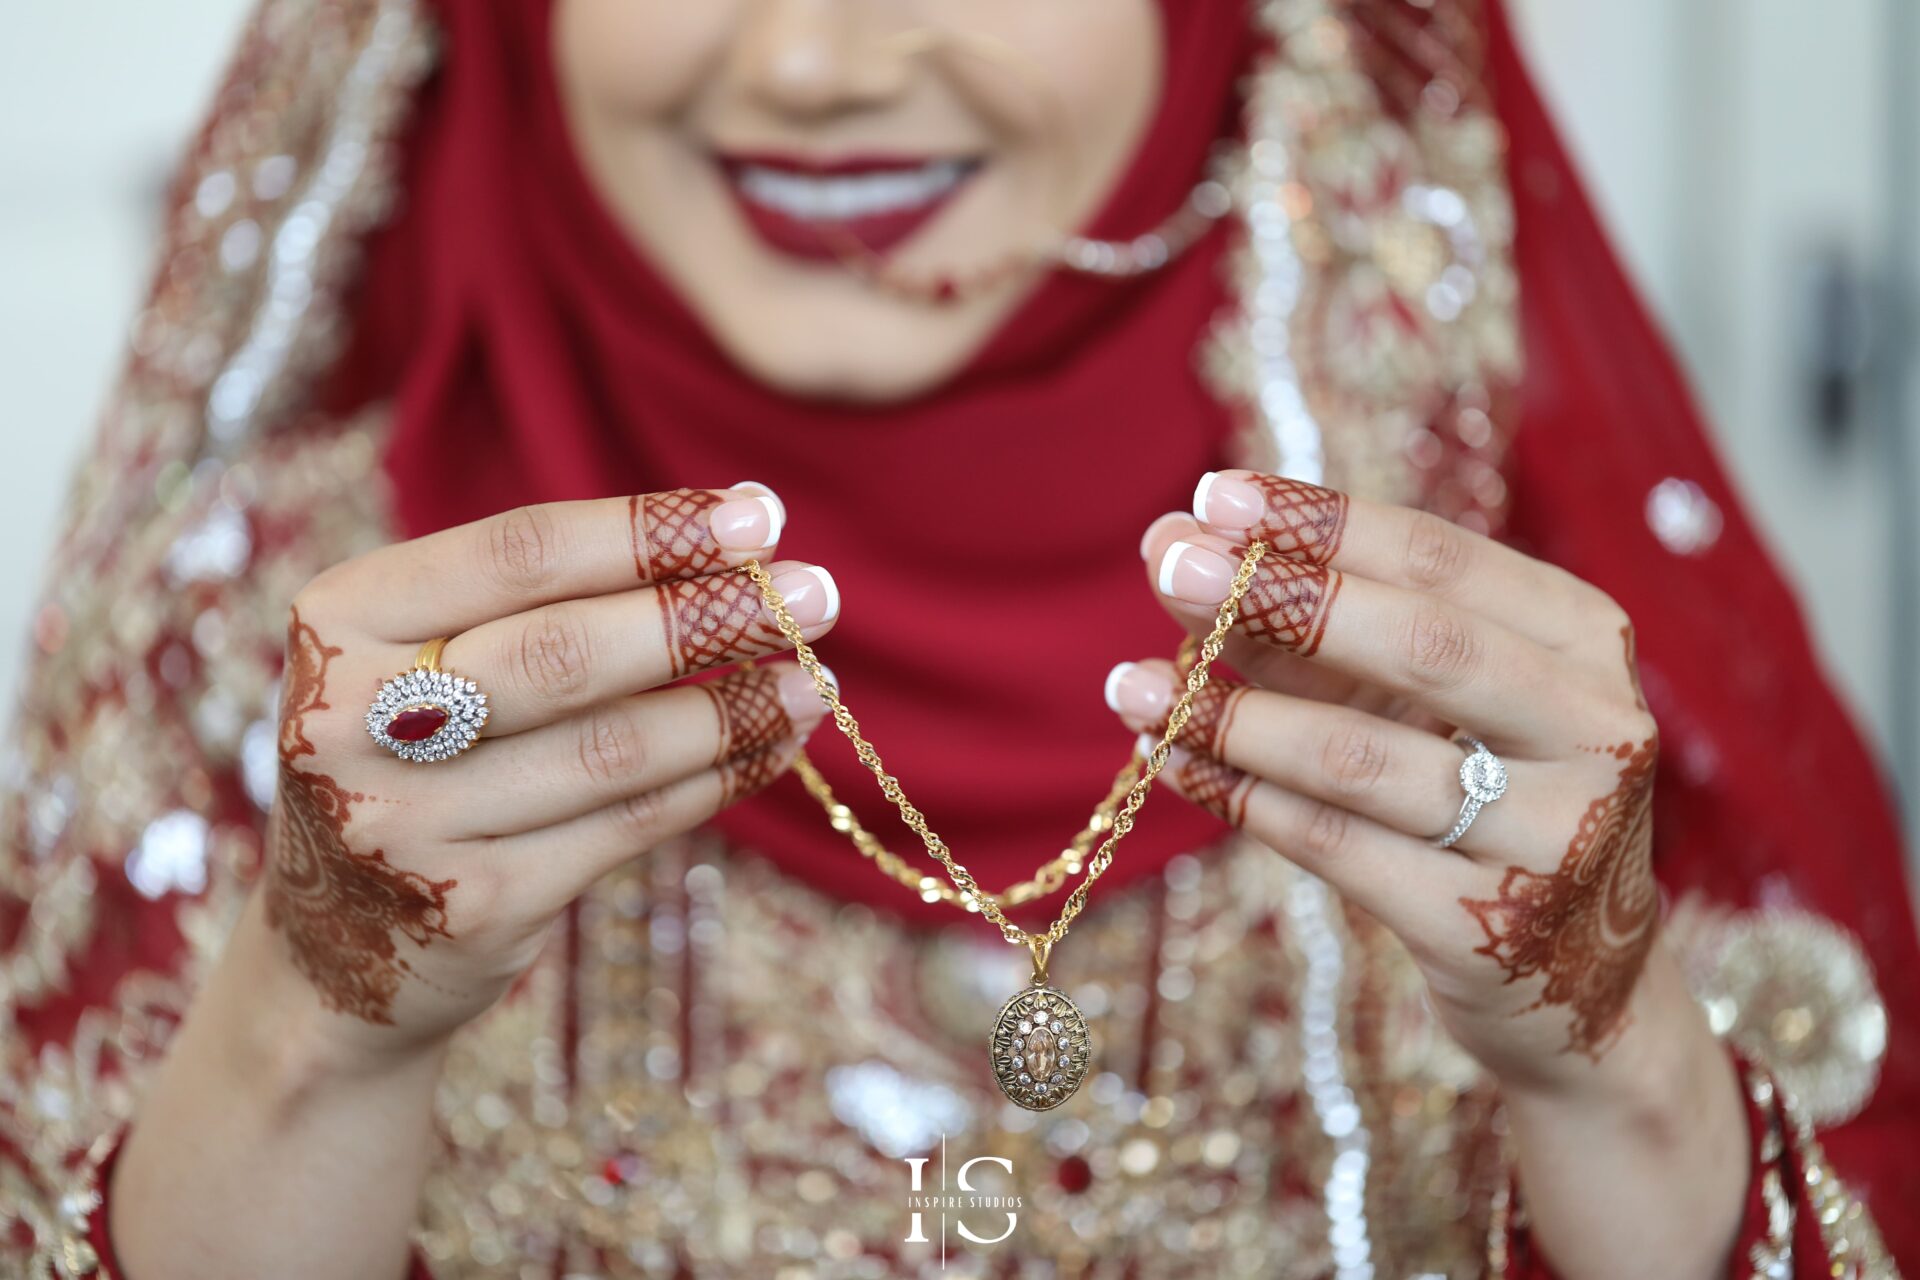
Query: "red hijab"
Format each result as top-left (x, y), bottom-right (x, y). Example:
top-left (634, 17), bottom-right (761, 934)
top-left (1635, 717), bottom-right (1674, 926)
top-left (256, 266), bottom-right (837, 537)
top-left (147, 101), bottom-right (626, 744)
top-left (345, 1), bottom-right (1257, 922)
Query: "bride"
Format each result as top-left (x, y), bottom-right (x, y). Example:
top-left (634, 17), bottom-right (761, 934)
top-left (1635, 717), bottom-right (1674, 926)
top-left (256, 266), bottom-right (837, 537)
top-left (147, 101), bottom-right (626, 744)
top-left (3, 1), bottom-right (1911, 1276)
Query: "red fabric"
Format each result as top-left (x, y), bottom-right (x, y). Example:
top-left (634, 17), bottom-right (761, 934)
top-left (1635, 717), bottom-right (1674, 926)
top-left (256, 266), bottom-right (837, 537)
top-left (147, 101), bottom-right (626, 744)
top-left (350, 1), bottom-right (1257, 925)
top-left (1484, 0), bottom-right (1920, 1266)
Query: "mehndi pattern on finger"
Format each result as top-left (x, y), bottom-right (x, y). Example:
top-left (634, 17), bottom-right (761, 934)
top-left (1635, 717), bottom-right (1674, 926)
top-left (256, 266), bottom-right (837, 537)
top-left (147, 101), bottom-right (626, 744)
top-left (265, 607), bottom-right (457, 1025)
top-left (1243, 474), bottom-right (1350, 564)
top-left (1458, 737), bottom-right (1660, 1058)
top-left (655, 573), bottom-right (788, 679)
top-left (629, 489), bottom-right (729, 581)
top-left (1166, 680), bottom-right (1249, 758)
top-left (702, 667), bottom-right (794, 765)
top-left (1163, 682), bottom-right (1256, 826)
top-left (1237, 559), bottom-right (1344, 657)
top-left (716, 741), bottom-right (798, 807)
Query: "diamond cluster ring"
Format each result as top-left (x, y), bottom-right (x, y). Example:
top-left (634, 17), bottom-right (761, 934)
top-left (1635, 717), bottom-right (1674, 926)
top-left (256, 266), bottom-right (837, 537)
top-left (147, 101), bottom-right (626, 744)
top-left (1432, 735), bottom-right (1507, 849)
top-left (366, 636), bottom-right (490, 763)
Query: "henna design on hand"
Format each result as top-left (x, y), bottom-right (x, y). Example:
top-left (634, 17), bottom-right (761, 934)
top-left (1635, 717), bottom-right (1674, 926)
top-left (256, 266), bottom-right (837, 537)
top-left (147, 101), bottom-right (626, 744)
top-left (630, 489), bottom-right (728, 581)
top-left (1173, 754), bottom-right (1256, 827)
top-left (1242, 475), bottom-right (1350, 564)
top-left (655, 573), bottom-right (787, 679)
top-left (1166, 679), bottom-right (1248, 757)
top-left (1160, 681), bottom-right (1255, 826)
top-left (1458, 737), bottom-right (1660, 1059)
top-left (716, 741), bottom-right (798, 807)
top-left (702, 667), bottom-right (795, 765)
top-left (264, 608), bottom-right (456, 1025)
top-left (1236, 559), bottom-right (1344, 657)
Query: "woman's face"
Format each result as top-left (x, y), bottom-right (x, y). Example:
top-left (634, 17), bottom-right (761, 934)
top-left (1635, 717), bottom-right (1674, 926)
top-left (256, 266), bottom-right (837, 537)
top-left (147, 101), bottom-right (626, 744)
top-left (553, 0), bottom-right (1163, 402)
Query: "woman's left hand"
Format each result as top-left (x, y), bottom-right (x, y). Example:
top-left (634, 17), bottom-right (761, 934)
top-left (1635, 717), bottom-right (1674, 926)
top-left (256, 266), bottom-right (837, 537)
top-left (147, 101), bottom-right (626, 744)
top-left (1112, 470), bottom-right (1700, 1097)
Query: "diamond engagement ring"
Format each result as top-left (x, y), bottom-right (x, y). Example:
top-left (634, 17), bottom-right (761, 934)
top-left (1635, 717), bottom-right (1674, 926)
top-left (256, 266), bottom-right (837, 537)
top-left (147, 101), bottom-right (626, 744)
top-left (366, 636), bottom-right (490, 763)
top-left (1432, 735), bottom-right (1507, 849)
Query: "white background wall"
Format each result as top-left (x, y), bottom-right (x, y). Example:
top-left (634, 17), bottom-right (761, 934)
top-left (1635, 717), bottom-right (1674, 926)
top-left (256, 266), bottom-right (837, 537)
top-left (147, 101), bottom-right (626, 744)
top-left (1, 3), bottom-right (1914, 858)
top-left (0, 0), bottom-right (258, 706)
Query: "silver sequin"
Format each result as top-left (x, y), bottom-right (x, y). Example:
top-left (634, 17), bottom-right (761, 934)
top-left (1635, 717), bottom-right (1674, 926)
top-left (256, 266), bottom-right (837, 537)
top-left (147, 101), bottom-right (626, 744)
top-left (1645, 478), bottom-right (1724, 555)
top-left (126, 810), bottom-right (211, 900)
top-left (824, 1061), bottom-right (973, 1159)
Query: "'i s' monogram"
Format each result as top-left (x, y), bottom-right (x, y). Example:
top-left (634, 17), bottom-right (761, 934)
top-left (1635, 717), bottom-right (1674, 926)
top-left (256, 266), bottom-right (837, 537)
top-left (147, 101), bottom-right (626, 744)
top-left (902, 1135), bottom-right (1023, 1264)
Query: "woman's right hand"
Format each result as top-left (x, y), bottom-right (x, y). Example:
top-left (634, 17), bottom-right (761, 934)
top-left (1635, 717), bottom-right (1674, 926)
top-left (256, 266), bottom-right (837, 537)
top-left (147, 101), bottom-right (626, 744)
top-left (261, 483), bottom-right (838, 1061)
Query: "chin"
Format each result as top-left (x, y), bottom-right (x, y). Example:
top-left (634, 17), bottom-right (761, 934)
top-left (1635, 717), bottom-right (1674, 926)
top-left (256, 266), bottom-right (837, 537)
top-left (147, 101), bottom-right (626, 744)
top-left (704, 292), bottom-right (1005, 406)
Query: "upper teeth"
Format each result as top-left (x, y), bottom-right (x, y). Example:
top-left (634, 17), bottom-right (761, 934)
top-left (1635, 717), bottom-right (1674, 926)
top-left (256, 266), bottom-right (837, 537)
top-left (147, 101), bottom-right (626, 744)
top-left (736, 160), bottom-right (967, 221)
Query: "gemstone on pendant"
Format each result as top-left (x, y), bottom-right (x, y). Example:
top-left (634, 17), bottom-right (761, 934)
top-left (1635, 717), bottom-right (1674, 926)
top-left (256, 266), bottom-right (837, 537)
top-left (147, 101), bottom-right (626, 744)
top-left (1024, 1025), bottom-right (1058, 1080)
top-left (387, 705), bottom-right (449, 743)
top-left (990, 984), bottom-right (1092, 1112)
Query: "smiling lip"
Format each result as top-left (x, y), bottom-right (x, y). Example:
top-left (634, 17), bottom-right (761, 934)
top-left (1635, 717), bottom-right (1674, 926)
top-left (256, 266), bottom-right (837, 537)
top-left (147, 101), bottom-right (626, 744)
top-left (715, 150), bottom-right (979, 262)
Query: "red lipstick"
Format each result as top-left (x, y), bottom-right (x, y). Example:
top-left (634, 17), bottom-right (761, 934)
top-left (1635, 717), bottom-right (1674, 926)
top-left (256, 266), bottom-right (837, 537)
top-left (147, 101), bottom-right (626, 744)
top-left (715, 151), bottom-right (979, 262)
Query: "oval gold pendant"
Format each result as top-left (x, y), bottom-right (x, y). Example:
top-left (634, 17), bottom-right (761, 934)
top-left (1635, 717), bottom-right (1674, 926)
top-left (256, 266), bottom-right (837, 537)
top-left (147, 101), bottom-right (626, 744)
top-left (989, 984), bottom-right (1092, 1110)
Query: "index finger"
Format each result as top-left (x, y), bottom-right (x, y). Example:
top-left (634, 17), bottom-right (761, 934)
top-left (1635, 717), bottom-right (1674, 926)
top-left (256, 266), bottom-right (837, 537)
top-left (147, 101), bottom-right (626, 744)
top-left (336, 485), bottom-right (785, 642)
top-left (1191, 472), bottom-right (1608, 651)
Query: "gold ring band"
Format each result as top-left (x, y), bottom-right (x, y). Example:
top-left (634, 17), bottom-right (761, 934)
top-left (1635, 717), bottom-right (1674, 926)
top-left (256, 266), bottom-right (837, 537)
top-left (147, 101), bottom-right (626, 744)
top-left (416, 636), bottom-right (450, 673)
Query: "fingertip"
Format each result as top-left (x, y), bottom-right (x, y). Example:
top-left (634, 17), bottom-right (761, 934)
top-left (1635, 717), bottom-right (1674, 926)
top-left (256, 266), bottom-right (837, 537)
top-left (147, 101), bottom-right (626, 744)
top-left (730, 479), bottom-right (787, 527)
top-left (773, 665), bottom-right (829, 727)
top-left (755, 494), bottom-right (786, 546)
top-left (1192, 471), bottom-right (1219, 524)
top-left (762, 561), bottom-right (841, 629)
top-left (1139, 511), bottom-right (1188, 561)
top-left (1157, 541), bottom-right (1196, 598)
top-left (710, 492), bottom-right (782, 553)
top-left (810, 566), bottom-right (841, 622)
top-left (1103, 661), bottom-right (1136, 714)
top-left (1191, 469), bottom-right (1263, 530)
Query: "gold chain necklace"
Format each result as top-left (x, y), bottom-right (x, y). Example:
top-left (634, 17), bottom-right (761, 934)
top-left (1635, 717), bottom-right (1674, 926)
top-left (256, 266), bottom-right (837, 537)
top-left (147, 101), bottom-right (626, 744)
top-left (741, 541), bottom-right (1267, 1109)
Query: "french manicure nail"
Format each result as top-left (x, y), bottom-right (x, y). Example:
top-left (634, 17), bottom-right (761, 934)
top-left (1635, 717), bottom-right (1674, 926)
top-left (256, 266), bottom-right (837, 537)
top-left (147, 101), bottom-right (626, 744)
top-left (1139, 511), bottom-right (1188, 561)
top-left (1156, 540), bottom-right (1235, 605)
top-left (767, 565), bottom-right (840, 628)
top-left (775, 666), bottom-right (828, 727)
top-left (1193, 471), bottom-right (1263, 529)
top-left (711, 495), bottom-right (784, 551)
top-left (729, 479), bottom-right (787, 527)
top-left (1134, 731), bottom-right (1160, 759)
top-left (1105, 661), bottom-right (1174, 723)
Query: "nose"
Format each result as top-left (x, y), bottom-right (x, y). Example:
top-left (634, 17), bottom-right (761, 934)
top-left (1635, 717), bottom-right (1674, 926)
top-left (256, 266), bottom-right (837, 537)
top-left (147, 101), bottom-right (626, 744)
top-left (731, 0), bottom-right (915, 116)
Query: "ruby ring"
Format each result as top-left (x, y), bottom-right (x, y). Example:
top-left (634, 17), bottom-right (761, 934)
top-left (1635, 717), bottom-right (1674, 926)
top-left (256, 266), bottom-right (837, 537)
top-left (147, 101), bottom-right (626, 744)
top-left (365, 636), bottom-right (490, 763)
